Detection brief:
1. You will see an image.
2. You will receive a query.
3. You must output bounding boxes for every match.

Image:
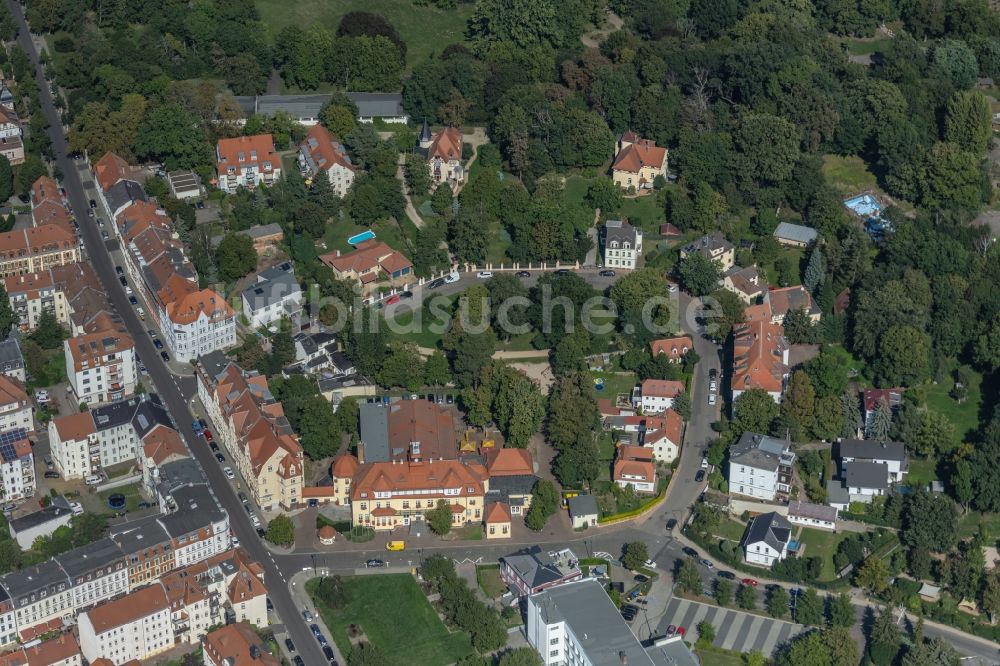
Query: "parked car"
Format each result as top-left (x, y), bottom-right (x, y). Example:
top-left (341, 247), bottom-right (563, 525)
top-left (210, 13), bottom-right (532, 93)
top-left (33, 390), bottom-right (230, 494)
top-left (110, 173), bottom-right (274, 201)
top-left (708, 380), bottom-right (718, 393)
top-left (209, 442), bottom-right (219, 453)
top-left (285, 638), bottom-right (295, 653)
top-left (695, 469), bottom-right (705, 482)
top-left (667, 282), bottom-right (678, 293)
top-left (191, 420), bottom-right (203, 433)
top-left (427, 278), bottom-right (444, 289)
top-left (708, 393), bottom-right (717, 406)
top-left (554, 269), bottom-right (570, 275)
top-left (238, 492), bottom-right (248, 503)
top-left (322, 645), bottom-right (335, 660)
top-left (717, 571), bottom-right (736, 580)
top-left (700, 456), bottom-right (709, 469)
top-left (223, 467), bottom-right (235, 480)
top-left (43, 471), bottom-right (59, 479)
top-left (118, 276), bottom-right (127, 287)
top-left (153, 339), bottom-right (163, 349)
top-left (742, 578), bottom-right (758, 587)
top-left (516, 271), bottom-right (530, 278)
top-left (683, 547), bottom-right (698, 558)
top-left (128, 295), bottom-right (138, 305)
top-left (138, 362), bottom-right (146, 374)
top-left (709, 368), bottom-right (718, 380)
top-left (599, 269), bottom-right (616, 277)
top-left (215, 453), bottom-right (225, 463)
top-left (115, 266), bottom-right (124, 275)
top-left (203, 430), bottom-right (213, 441)
top-left (400, 290), bottom-right (413, 299)
top-left (443, 272), bottom-right (460, 283)
top-left (256, 527), bottom-right (266, 538)
top-left (89, 199), bottom-right (97, 209)
top-left (293, 657), bottom-right (305, 666)
top-left (700, 559), bottom-right (714, 569)
top-left (101, 230), bottom-right (109, 240)
top-left (476, 271), bottom-right (493, 279)
top-left (160, 351), bottom-right (170, 362)
top-left (384, 294), bottom-right (400, 305)
top-left (366, 559), bottom-right (386, 568)
top-left (665, 518), bottom-right (677, 532)
top-left (303, 611), bottom-right (313, 622)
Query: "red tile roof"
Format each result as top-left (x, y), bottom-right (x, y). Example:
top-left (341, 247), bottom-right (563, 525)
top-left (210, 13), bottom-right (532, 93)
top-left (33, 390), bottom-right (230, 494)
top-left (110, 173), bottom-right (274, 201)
top-left (332, 453), bottom-right (359, 478)
top-left (640, 379), bottom-right (684, 399)
top-left (301, 124), bottom-right (354, 174)
top-left (427, 127), bottom-right (462, 163)
top-left (649, 336), bottom-right (693, 359)
top-left (484, 501), bottom-right (511, 523)
top-left (485, 448), bottom-right (534, 477)
top-left (613, 137), bottom-right (667, 174)
top-left (216, 135), bottom-right (279, 174)
top-left (320, 239), bottom-right (412, 277)
top-left (93, 152), bottom-right (135, 192)
top-left (351, 459), bottom-right (486, 502)
top-left (732, 319), bottom-right (787, 394)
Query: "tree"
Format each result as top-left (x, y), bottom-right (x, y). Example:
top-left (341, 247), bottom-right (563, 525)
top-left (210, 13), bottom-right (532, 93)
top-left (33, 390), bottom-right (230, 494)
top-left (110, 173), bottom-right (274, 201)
top-left (714, 579), bottom-right (732, 606)
top-left (677, 252), bottom-right (722, 297)
top-left (869, 400), bottom-right (893, 441)
top-left (426, 499), bottom-right (454, 535)
top-left (498, 648), bottom-right (543, 666)
top-left (404, 152), bottom-right (431, 196)
top-left (585, 178), bottom-right (623, 214)
top-left (873, 325), bottom-right (930, 388)
top-left (524, 479), bottom-right (558, 531)
top-left (982, 567), bottom-right (1000, 624)
top-left (782, 371), bottom-right (816, 435)
top-left (431, 186), bottom-right (454, 217)
top-left (0, 285), bottom-right (15, 339)
top-left (424, 351), bottom-right (450, 386)
top-left (795, 588), bottom-right (823, 625)
top-left (672, 391), bottom-right (692, 420)
top-left (822, 626), bottom-right (861, 666)
top-left (737, 583), bottom-right (756, 610)
top-left (944, 91), bottom-right (992, 155)
top-left (827, 593), bottom-right (855, 627)
top-left (931, 39), bottom-right (979, 89)
top-left (621, 542), bottom-right (649, 571)
top-left (0, 155), bottom-right (12, 204)
top-left (468, 0), bottom-right (562, 48)
top-left (803, 246), bottom-right (825, 295)
top-left (30, 311), bottom-right (66, 349)
top-left (918, 142), bottom-right (986, 211)
top-left (317, 575), bottom-right (351, 610)
top-left (766, 586), bottom-right (789, 618)
top-left (732, 389), bottom-right (780, 434)
top-left (902, 636), bottom-right (961, 666)
top-left (696, 620), bottom-right (716, 646)
top-left (216, 233), bottom-right (257, 282)
top-left (854, 555), bottom-right (890, 595)
top-left (902, 491), bottom-right (958, 552)
top-left (911, 410), bottom-right (957, 457)
top-left (265, 515), bottom-right (295, 546)
top-left (868, 607), bottom-right (901, 665)
top-left (776, 630), bottom-right (832, 666)
top-left (134, 104), bottom-right (212, 170)
top-left (377, 342), bottom-right (425, 391)
top-left (677, 558), bottom-right (702, 595)
top-left (732, 113), bottom-right (800, 192)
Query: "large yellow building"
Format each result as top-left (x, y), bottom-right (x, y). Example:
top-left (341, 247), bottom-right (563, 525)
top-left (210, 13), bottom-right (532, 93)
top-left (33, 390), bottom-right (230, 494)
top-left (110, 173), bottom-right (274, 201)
top-left (611, 132), bottom-right (668, 191)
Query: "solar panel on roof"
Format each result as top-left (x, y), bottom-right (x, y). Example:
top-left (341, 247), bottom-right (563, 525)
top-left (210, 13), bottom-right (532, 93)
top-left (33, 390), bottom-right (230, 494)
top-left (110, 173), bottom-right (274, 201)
top-left (0, 429), bottom-right (27, 463)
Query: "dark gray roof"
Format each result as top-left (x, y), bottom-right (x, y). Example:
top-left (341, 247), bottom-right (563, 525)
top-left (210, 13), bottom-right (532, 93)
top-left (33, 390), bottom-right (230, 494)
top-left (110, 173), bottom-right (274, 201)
top-left (530, 579), bottom-right (656, 666)
top-left (603, 219), bottom-right (639, 246)
top-left (682, 231), bottom-right (734, 256)
top-left (159, 484), bottom-right (224, 537)
top-left (838, 439), bottom-right (906, 462)
top-left (9, 505), bottom-right (72, 533)
top-left (844, 461), bottom-right (889, 490)
top-left (773, 222), bottom-right (818, 244)
top-left (233, 94), bottom-right (330, 120)
top-left (568, 494), bottom-right (598, 518)
top-left (359, 402), bottom-right (390, 462)
top-left (199, 351), bottom-right (231, 383)
top-left (110, 516), bottom-right (171, 554)
top-left (105, 179), bottom-right (147, 212)
top-left (328, 351), bottom-right (353, 373)
top-left (729, 432), bottom-right (789, 473)
top-left (502, 546), bottom-right (580, 590)
top-left (743, 511), bottom-right (791, 553)
top-left (241, 262), bottom-right (300, 312)
top-left (55, 538), bottom-right (125, 580)
top-left (787, 500), bottom-right (838, 523)
top-left (92, 394), bottom-right (171, 437)
top-left (0, 337), bottom-right (23, 371)
top-left (317, 373), bottom-right (372, 393)
top-left (345, 92), bottom-right (405, 118)
top-left (140, 246), bottom-right (197, 294)
top-left (156, 458), bottom-right (205, 494)
top-left (485, 474), bottom-right (537, 496)
top-left (0, 560), bottom-right (70, 607)
top-left (244, 223), bottom-right (283, 239)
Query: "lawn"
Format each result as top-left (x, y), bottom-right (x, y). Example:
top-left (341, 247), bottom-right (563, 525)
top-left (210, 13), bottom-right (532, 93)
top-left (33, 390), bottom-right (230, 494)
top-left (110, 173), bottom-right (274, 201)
top-left (97, 483), bottom-right (143, 514)
top-left (561, 175), bottom-right (665, 233)
top-left (905, 457), bottom-right (939, 487)
top-left (386, 294), bottom-right (455, 348)
top-left (590, 370), bottom-right (637, 403)
top-left (759, 246), bottom-right (804, 287)
top-left (842, 36), bottom-right (894, 55)
top-left (308, 574), bottom-right (473, 666)
top-left (796, 528), bottom-right (851, 581)
top-left (256, 0), bottom-right (475, 73)
top-left (712, 519), bottom-right (747, 542)
top-left (924, 364), bottom-right (982, 442)
top-left (821, 154), bottom-right (879, 197)
top-left (476, 565), bottom-right (506, 599)
top-left (695, 645), bottom-right (745, 666)
top-left (958, 510), bottom-right (1000, 539)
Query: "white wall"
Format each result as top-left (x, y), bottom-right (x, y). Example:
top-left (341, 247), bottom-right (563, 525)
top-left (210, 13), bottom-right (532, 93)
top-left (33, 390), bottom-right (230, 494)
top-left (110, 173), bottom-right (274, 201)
top-left (728, 463), bottom-right (778, 501)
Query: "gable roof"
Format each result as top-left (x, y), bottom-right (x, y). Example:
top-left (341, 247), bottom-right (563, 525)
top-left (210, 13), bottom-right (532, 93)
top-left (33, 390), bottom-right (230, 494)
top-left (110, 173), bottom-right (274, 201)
top-left (838, 439), bottom-right (906, 462)
top-left (319, 239), bottom-right (412, 276)
top-left (300, 124), bottom-right (354, 174)
top-left (844, 460), bottom-right (889, 489)
top-left (94, 152), bottom-right (140, 192)
top-left (567, 494), bottom-right (598, 517)
top-left (485, 448), bottom-right (534, 477)
top-left (613, 137), bottom-right (667, 175)
top-left (729, 432), bottom-right (789, 472)
top-left (427, 127), bottom-right (462, 163)
top-left (773, 222), bottom-right (818, 245)
top-left (216, 134), bottom-right (279, 173)
top-left (743, 511), bottom-right (791, 553)
top-left (768, 285), bottom-right (820, 319)
top-left (83, 583), bottom-right (168, 633)
top-left (732, 319), bottom-right (788, 394)
top-left (649, 336), bottom-right (693, 358)
top-left (639, 379), bottom-right (684, 399)
top-left (484, 501), bottom-right (511, 524)
top-left (862, 388), bottom-right (903, 413)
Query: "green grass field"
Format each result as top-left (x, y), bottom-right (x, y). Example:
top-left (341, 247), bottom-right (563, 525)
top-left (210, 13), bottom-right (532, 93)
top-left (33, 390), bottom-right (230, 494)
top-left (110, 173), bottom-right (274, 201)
top-left (842, 37), bottom-right (894, 55)
top-left (256, 0), bottom-right (475, 73)
top-left (476, 565), bottom-right (505, 598)
top-left (905, 457), bottom-right (938, 487)
top-left (712, 519), bottom-right (748, 542)
top-left (308, 574), bottom-right (473, 666)
top-left (821, 154), bottom-right (879, 196)
top-left (562, 175), bottom-right (665, 233)
top-left (924, 365), bottom-right (982, 442)
top-left (797, 528), bottom-right (852, 581)
top-left (590, 370), bottom-right (637, 403)
top-left (97, 483), bottom-right (143, 513)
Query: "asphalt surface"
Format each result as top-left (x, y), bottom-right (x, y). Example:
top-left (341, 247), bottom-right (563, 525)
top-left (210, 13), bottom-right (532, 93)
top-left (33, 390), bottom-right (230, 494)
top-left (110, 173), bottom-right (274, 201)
top-left (2, 5), bottom-right (330, 665)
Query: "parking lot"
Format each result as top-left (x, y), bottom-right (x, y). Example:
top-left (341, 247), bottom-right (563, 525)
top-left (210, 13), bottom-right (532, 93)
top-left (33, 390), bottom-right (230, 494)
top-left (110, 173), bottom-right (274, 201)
top-left (657, 597), bottom-right (806, 656)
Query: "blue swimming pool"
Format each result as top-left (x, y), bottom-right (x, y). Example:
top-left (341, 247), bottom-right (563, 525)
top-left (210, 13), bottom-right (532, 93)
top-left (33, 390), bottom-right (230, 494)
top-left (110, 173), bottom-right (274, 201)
top-left (788, 539), bottom-right (800, 551)
top-left (347, 230), bottom-right (376, 245)
top-left (843, 194), bottom-right (882, 218)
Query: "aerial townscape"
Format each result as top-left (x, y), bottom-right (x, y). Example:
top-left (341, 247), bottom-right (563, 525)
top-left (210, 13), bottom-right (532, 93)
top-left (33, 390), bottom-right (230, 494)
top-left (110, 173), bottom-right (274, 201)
top-left (0, 0), bottom-right (996, 665)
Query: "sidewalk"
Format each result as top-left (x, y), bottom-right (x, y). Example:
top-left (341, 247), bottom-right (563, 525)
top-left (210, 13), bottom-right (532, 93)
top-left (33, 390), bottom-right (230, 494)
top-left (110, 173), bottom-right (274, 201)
top-left (288, 569), bottom-right (348, 665)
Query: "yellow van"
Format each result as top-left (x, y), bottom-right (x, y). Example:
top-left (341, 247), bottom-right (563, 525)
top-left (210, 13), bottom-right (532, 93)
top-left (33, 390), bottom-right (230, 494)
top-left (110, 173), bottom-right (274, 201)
top-left (386, 541), bottom-right (406, 551)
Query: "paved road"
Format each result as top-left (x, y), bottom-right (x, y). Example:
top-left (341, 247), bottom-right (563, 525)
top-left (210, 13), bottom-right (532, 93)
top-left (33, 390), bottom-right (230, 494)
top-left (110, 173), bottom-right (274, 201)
top-left (1, 6), bottom-right (330, 665)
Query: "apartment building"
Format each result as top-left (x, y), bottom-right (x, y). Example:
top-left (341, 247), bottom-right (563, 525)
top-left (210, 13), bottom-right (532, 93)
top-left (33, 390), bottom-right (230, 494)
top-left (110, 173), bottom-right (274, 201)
top-left (0, 106), bottom-right (24, 166)
top-left (1, 561), bottom-right (75, 640)
top-left (30, 176), bottom-right (72, 237)
top-left (4, 270), bottom-right (67, 332)
top-left (742, 511), bottom-right (793, 567)
top-left (601, 219), bottom-right (643, 270)
top-left (92, 152), bottom-right (144, 223)
top-left (618, 410), bottom-right (684, 463)
top-left (216, 135), bottom-right (281, 193)
top-left (157, 276), bottom-right (235, 362)
top-left (0, 588), bottom-right (14, 647)
top-left (78, 584), bottom-right (173, 665)
top-left (0, 376), bottom-right (32, 436)
top-left (0, 430), bottom-right (34, 502)
top-left (500, 547), bottom-right (582, 598)
top-left (48, 394), bottom-right (172, 480)
top-left (649, 336), bottom-right (693, 363)
top-left (630, 378), bottom-right (684, 414)
top-left (0, 226), bottom-right (80, 279)
top-left (679, 231), bottom-right (735, 271)
top-left (197, 359), bottom-right (304, 510)
top-left (358, 399), bottom-right (458, 464)
top-left (239, 262), bottom-right (302, 329)
top-left (64, 330), bottom-right (137, 406)
top-left (0, 338), bottom-right (24, 382)
top-left (731, 318), bottom-right (789, 405)
top-left (203, 623), bottom-right (280, 666)
top-left (0, 632), bottom-right (81, 666)
top-left (612, 445), bottom-right (657, 493)
top-left (298, 124), bottom-right (355, 197)
top-left (55, 539), bottom-right (129, 612)
top-left (728, 432), bottom-right (795, 501)
top-left (348, 458), bottom-right (487, 531)
top-left (139, 425), bottom-right (188, 498)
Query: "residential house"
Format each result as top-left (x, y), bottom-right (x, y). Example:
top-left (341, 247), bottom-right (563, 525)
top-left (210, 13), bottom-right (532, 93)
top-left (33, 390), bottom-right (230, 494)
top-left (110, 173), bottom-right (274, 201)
top-left (619, 410), bottom-right (683, 463)
top-left (345, 92), bottom-right (409, 124)
top-left (92, 153), bottom-right (142, 199)
top-left (0, 633), bottom-right (81, 666)
top-left (613, 445), bottom-right (657, 493)
top-left (166, 171), bottom-right (202, 200)
top-left (721, 265), bottom-right (766, 304)
top-left (0, 586), bottom-right (16, 648)
top-left (731, 318), bottom-right (789, 405)
top-left (318, 373), bottom-right (376, 411)
top-left (741, 512), bottom-right (792, 567)
top-left (567, 495), bottom-right (598, 529)
top-left (230, 94), bottom-right (329, 126)
top-left (78, 584), bottom-right (173, 665)
top-left (319, 240), bottom-right (412, 294)
top-left (526, 578), bottom-right (698, 666)
top-left (611, 131), bottom-right (668, 190)
top-left (5, 263), bottom-right (111, 336)
top-left (216, 135), bottom-right (281, 193)
top-left (8, 502), bottom-right (72, 550)
top-left (139, 425), bottom-right (188, 498)
top-left (240, 262), bottom-right (302, 329)
top-left (727, 432), bottom-right (795, 501)
top-left (483, 447), bottom-right (537, 517)
top-left (649, 336), bottom-right (692, 363)
top-left (500, 547), bottom-right (582, 598)
top-left (30, 177), bottom-right (72, 236)
top-left (55, 539), bottom-right (128, 611)
top-left (348, 458), bottom-right (487, 531)
top-left (0, 226), bottom-right (80, 278)
top-left (357, 399), bottom-right (458, 464)
top-left (679, 232), bottom-right (735, 271)
top-left (196, 360), bottom-right (304, 510)
top-left (157, 276), bottom-right (235, 362)
top-left (0, 107), bottom-right (23, 165)
top-left (298, 124), bottom-right (355, 197)
top-left (767, 285), bottom-right (821, 324)
top-left (862, 388), bottom-right (903, 438)
top-left (64, 330), bottom-right (137, 406)
top-left (5, 270), bottom-right (68, 332)
top-left (787, 501), bottom-right (837, 531)
top-left (631, 378), bottom-right (684, 414)
top-left (420, 124), bottom-right (464, 187)
top-left (838, 439), bottom-right (907, 482)
top-left (0, 430), bottom-right (33, 502)
top-left (286, 331), bottom-right (338, 374)
top-left (1, 560), bottom-right (75, 640)
top-left (242, 224), bottom-right (284, 256)
top-left (773, 222), bottom-right (818, 248)
top-left (0, 376), bottom-right (32, 434)
top-left (484, 502), bottom-right (512, 539)
top-left (0, 338), bottom-right (24, 382)
top-left (601, 220), bottom-right (642, 270)
top-left (103, 181), bottom-right (148, 230)
top-left (202, 623), bottom-right (279, 666)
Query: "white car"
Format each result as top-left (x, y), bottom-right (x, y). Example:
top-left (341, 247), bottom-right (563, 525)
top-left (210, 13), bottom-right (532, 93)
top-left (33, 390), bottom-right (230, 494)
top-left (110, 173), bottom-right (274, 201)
top-left (667, 282), bottom-right (678, 293)
top-left (69, 502), bottom-right (83, 516)
top-left (223, 467), bottom-right (235, 480)
top-left (700, 456), bottom-right (709, 469)
top-left (477, 271), bottom-right (493, 279)
top-left (709, 380), bottom-right (718, 393)
top-left (251, 514), bottom-right (261, 527)
top-left (708, 393), bottom-right (717, 406)
top-left (444, 272), bottom-right (460, 284)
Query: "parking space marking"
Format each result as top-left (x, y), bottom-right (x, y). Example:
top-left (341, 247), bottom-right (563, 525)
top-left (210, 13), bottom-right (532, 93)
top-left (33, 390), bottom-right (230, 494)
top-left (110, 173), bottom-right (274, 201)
top-left (662, 597), bottom-right (807, 656)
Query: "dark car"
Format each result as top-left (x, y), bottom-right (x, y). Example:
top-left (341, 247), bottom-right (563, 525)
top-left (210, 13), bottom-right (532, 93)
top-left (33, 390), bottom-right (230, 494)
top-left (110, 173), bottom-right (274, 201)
top-left (101, 230), bottom-right (109, 240)
top-left (196, 200), bottom-right (206, 209)
top-left (115, 266), bottom-right (124, 275)
top-left (43, 470), bottom-right (59, 479)
top-left (153, 339), bottom-right (163, 349)
top-left (310, 624), bottom-right (321, 636)
top-left (322, 645), bottom-right (335, 660)
top-left (516, 271), bottom-right (531, 278)
top-left (238, 492), bottom-right (248, 503)
top-left (666, 518), bottom-right (677, 532)
top-left (209, 442), bottom-right (219, 452)
top-left (695, 469), bottom-right (706, 482)
top-left (118, 276), bottom-right (127, 286)
top-left (400, 290), bottom-right (413, 299)
top-left (293, 657), bottom-right (305, 666)
top-left (709, 368), bottom-right (718, 380)
top-left (128, 295), bottom-right (138, 305)
top-left (138, 501), bottom-right (154, 508)
top-left (160, 351), bottom-right (170, 362)
top-left (147, 329), bottom-right (156, 337)
top-left (599, 269), bottom-right (616, 277)
top-left (366, 559), bottom-right (386, 568)
top-left (89, 199), bottom-right (97, 209)
top-left (554, 268), bottom-right (570, 275)
top-left (427, 278), bottom-right (444, 289)
top-left (256, 527), bottom-right (266, 537)
top-left (683, 547), bottom-right (698, 557)
top-left (285, 638), bottom-right (295, 652)
top-left (244, 504), bottom-right (253, 515)
top-left (446, 394), bottom-right (454, 404)
top-left (215, 453), bottom-right (225, 463)
top-left (717, 571), bottom-right (736, 580)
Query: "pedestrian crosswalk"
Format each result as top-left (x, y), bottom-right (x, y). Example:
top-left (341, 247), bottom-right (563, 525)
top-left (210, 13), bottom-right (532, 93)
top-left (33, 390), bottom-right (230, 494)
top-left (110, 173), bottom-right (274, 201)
top-left (658, 597), bottom-right (806, 656)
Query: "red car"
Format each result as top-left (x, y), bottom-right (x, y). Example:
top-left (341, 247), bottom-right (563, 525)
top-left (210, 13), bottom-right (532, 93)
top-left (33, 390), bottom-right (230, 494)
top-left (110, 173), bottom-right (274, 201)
top-left (676, 626), bottom-right (686, 637)
top-left (742, 578), bottom-right (758, 587)
top-left (203, 430), bottom-right (213, 442)
top-left (385, 294), bottom-right (400, 305)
